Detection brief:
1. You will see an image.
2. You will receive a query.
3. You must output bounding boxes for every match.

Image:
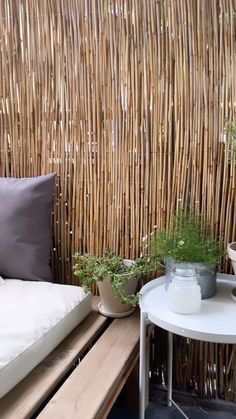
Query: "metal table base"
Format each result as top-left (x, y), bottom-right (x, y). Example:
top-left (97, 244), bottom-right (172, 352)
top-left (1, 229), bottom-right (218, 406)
top-left (139, 311), bottom-right (189, 419)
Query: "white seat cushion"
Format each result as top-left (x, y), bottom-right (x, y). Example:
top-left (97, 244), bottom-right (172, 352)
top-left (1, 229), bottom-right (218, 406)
top-left (0, 279), bottom-right (92, 398)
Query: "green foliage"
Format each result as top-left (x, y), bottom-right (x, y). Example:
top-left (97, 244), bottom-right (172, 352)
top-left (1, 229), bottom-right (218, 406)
top-left (149, 210), bottom-right (223, 266)
top-left (225, 121), bottom-right (236, 163)
top-left (73, 250), bottom-right (147, 306)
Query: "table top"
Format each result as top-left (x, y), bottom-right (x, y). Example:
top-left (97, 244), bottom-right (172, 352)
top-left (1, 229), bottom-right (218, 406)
top-left (139, 273), bottom-right (236, 343)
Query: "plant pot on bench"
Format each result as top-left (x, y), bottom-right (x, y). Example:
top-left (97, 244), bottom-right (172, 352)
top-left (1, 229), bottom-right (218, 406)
top-left (97, 266), bottom-right (138, 318)
top-left (73, 252), bottom-right (142, 318)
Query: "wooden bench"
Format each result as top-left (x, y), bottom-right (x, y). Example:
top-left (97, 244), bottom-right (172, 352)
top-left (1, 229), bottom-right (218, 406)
top-left (0, 300), bottom-right (140, 419)
top-left (0, 301), bottom-right (109, 419)
top-left (38, 311), bottom-right (139, 419)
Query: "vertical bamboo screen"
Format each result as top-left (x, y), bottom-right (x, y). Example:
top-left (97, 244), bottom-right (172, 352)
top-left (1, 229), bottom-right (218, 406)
top-left (0, 0), bottom-right (235, 400)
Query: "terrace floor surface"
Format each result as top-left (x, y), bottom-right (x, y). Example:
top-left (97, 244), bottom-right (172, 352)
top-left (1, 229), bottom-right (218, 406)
top-left (108, 386), bottom-right (236, 419)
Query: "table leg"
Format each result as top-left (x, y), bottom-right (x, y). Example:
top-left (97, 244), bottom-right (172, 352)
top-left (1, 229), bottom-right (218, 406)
top-left (139, 310), bottom-right (147, 419)
top-left (167, 331), bottom-right (173, 407)
top-left (167, 331), bottom-right (189, 419)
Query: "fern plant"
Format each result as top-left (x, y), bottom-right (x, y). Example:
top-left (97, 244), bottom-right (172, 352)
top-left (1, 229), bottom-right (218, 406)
top-left (148, 210), bottom-right (223, 266)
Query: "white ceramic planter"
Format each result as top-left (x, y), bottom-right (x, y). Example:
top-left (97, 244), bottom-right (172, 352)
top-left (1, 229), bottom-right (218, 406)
top-left (97, 259), bottom-right (138, 318)
top-left (227, 242), bottom-right (236, 275)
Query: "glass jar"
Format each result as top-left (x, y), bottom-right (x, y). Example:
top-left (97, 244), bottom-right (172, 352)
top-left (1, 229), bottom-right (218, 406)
top-left (167, 268), bottom-right (201, 314)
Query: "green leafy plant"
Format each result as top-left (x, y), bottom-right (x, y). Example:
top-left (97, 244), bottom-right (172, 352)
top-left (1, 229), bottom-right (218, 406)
top-left (73, 251), bottom-right (147, 306)
top-left (225, 120), bottom-right (236, 163)
top-left (148, 210), bottom-right (223, 266)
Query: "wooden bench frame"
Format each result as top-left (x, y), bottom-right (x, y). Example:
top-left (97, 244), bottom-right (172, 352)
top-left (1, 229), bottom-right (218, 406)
top-left (0, 298), bottom-right (140, 419)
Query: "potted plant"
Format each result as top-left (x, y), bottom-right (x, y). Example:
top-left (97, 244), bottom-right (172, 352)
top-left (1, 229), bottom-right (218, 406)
top-left (73, 251), bottom-right (146, 318)
top-left (225, 120), bottom-right (236, 163)
top-left (147, 210), bottom-right (223, 298)
top-left (227, 242), bottom-right (236, 275)
top-left (225, 121), bottom-right (236, 277)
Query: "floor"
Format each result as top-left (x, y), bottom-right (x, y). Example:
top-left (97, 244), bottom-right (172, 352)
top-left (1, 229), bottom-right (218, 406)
top-left (145, 402), bottom-right (236, 418)
top-left (108, 386), bottom-right (236, 419)
top-left (109, 402), bottom-right (236, 419)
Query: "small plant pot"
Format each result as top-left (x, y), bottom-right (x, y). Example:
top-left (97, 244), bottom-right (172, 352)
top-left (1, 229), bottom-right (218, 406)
top-left (97, 276), bottom-right (138, 318)
top-left (227, 242), bottom-right (236, 275)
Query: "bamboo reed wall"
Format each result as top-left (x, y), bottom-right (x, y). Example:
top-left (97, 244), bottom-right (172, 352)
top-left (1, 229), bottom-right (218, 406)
top-left (0, 0), bottom-right (236, 401)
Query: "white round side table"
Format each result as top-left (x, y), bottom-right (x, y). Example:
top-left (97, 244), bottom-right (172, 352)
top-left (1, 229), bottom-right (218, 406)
top-left (139, 273), bottom-right (236, 419)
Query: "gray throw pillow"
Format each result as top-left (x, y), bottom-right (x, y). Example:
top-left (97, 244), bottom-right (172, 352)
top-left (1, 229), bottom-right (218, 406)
top-left (0, 173), bottom-right (56, 281)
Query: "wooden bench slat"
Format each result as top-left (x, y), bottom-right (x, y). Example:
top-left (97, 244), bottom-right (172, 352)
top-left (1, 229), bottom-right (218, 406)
top-left (38, 312), bottom-right (140, 419)
top-left (97, 344), bottom-right (139, 419)
top-left (0, 309), bottom-right (108, 419)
